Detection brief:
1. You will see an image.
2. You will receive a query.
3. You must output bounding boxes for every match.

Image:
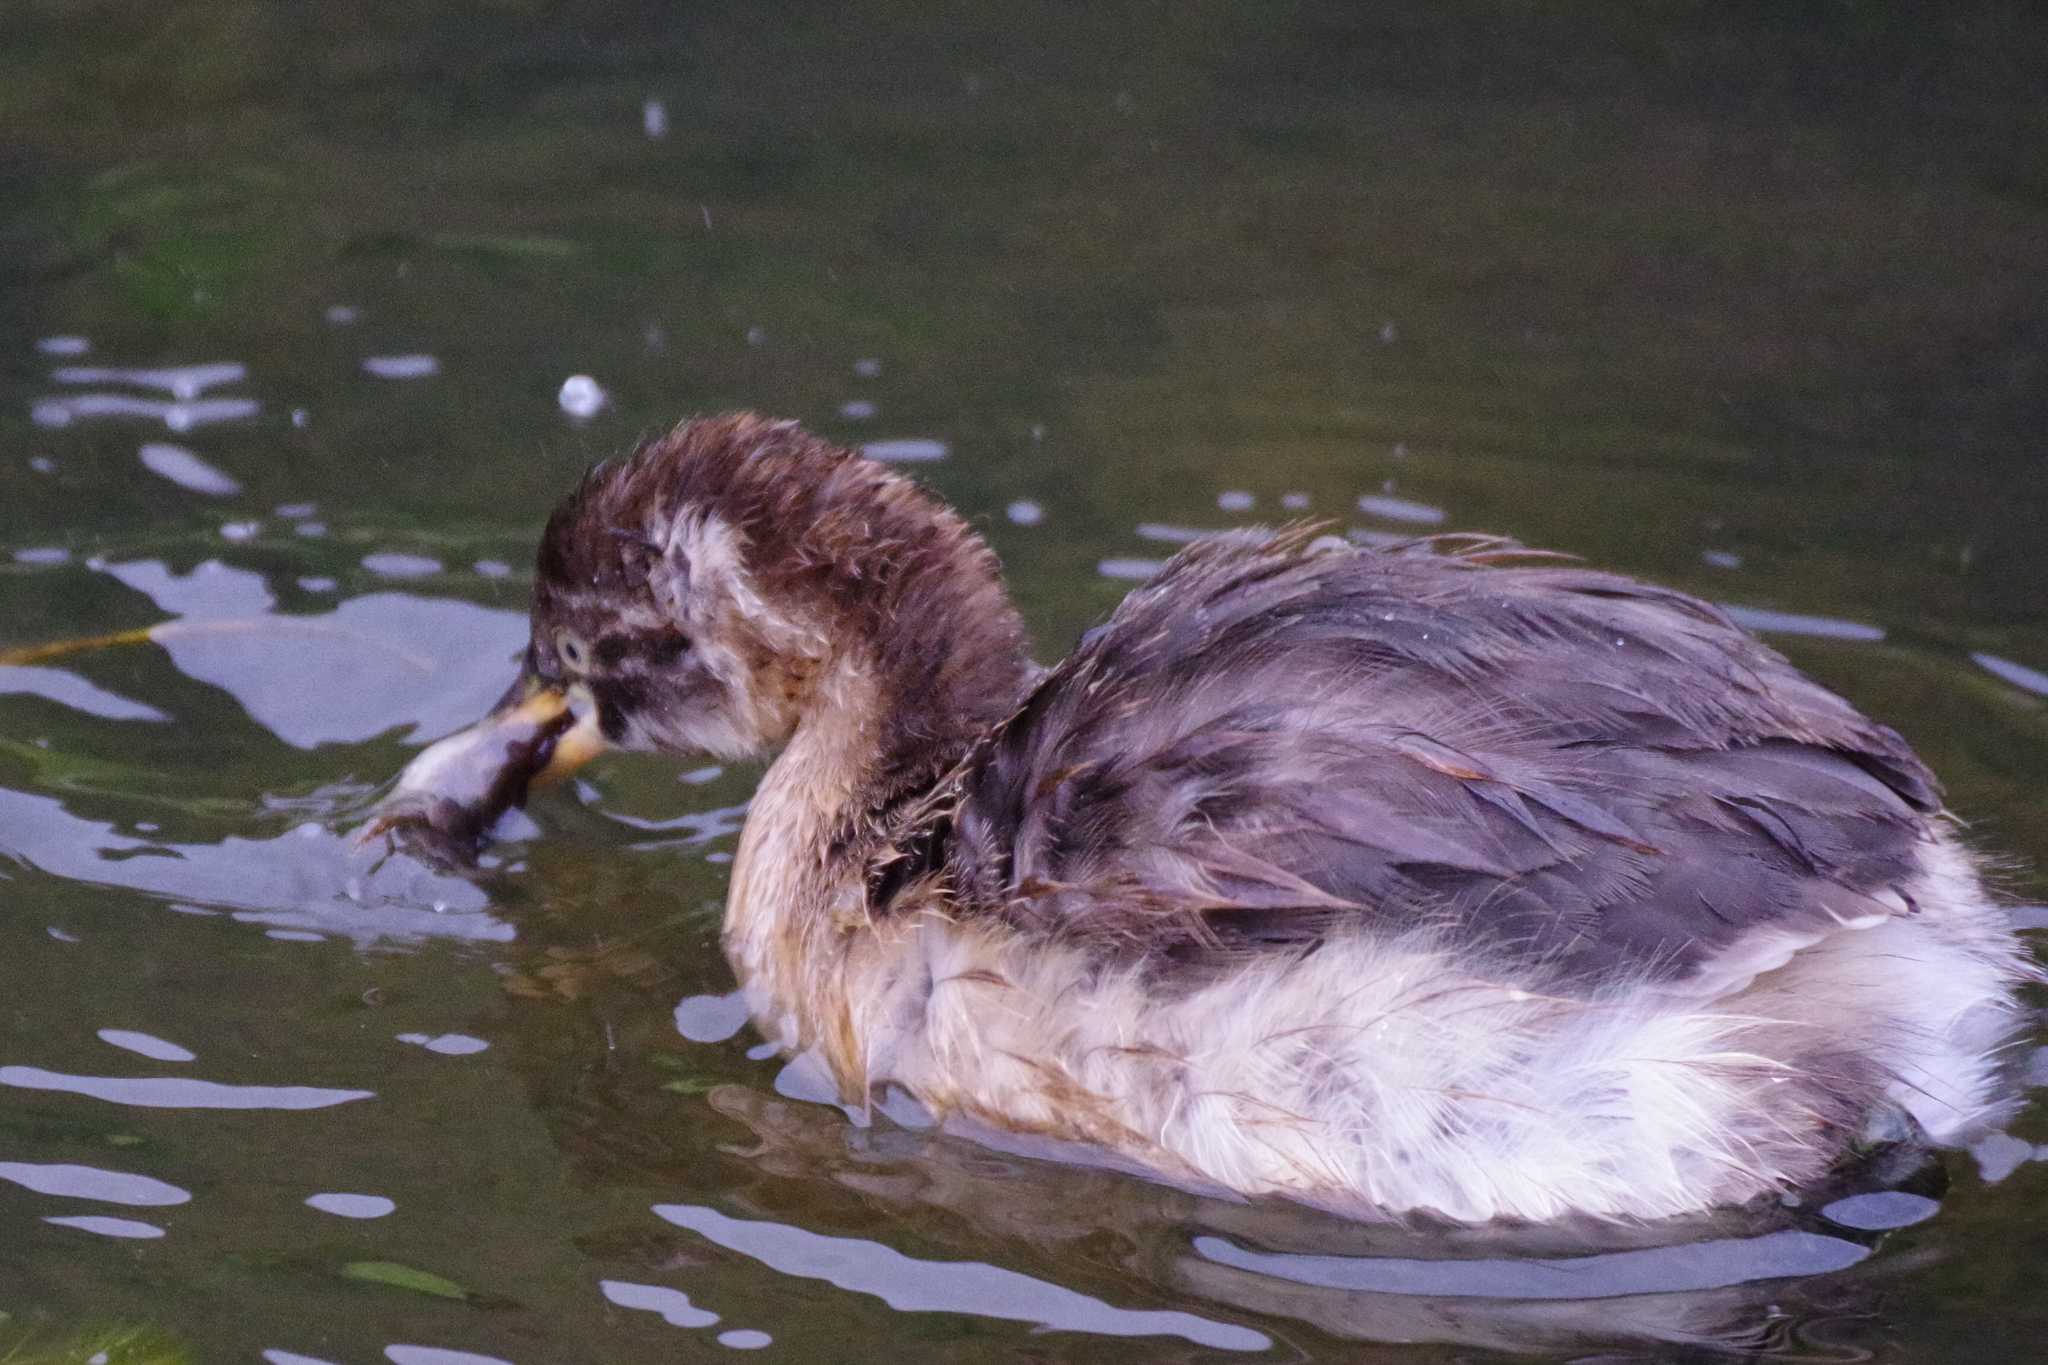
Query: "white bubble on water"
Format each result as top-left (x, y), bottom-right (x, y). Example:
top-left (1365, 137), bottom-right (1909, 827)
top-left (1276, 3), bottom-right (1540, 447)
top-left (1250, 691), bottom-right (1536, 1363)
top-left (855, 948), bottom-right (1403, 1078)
top-left (558, 374), bottom-right (607, 418)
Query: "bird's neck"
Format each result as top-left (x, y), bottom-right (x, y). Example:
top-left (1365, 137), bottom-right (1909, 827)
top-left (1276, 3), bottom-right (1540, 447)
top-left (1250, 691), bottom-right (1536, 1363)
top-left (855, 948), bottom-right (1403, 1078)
top-left (722, 589), bottom-right (1033, 1062)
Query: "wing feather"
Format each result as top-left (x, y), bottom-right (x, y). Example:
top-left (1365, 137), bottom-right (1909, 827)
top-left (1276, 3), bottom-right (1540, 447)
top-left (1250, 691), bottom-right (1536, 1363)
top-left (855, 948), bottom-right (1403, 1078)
top-left (937, 533), bottom-right (1935, 990)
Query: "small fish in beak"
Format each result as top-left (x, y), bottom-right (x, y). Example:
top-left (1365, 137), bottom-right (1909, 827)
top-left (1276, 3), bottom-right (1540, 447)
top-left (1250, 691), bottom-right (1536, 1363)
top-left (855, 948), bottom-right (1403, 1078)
top-left (357, 678), bottom-right (608, 865)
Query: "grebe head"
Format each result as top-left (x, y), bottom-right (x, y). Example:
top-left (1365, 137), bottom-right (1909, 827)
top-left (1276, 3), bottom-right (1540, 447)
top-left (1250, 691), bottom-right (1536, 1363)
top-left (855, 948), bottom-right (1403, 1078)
top-left (366, 413), bottom-right (1031, 858)
top-left (522, 439), bottom-right (823, 764)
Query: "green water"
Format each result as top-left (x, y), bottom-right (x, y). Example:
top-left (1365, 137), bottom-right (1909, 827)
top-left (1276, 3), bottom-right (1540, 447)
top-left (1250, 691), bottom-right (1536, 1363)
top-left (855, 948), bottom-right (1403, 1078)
top-left (3, 3), bottom-right (2045, 1361)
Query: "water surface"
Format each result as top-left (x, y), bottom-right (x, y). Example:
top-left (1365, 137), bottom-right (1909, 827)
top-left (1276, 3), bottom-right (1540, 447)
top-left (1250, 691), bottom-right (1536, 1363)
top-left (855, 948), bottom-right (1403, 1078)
top-left (4, 4), bottom-right (2046, 1362)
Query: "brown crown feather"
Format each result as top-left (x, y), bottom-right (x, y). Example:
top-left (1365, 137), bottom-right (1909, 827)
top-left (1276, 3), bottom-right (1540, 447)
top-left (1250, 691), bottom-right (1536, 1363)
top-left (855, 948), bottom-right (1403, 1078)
top-left (537, 413), bottom-right (1035, 796)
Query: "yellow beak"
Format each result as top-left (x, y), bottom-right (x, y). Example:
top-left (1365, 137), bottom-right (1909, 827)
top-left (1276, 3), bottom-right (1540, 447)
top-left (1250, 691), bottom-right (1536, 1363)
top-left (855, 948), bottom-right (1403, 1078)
top-left (504, 679), bottom-right (611, 790)
top-left (358, 678), bottom-right (609, 860)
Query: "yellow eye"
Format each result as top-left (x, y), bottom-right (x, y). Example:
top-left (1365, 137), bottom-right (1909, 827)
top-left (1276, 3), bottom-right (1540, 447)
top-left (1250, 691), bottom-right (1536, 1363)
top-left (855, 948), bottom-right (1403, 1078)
top-left (555, 630), bottom-right (590, 673)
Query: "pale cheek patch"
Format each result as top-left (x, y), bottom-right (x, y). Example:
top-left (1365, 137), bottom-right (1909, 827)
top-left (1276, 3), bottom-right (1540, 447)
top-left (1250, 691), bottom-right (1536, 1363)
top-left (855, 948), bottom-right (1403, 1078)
top-left (640, 510), bottom-right (830, 755)
top-left (662, 513), bottom-right (810, 649)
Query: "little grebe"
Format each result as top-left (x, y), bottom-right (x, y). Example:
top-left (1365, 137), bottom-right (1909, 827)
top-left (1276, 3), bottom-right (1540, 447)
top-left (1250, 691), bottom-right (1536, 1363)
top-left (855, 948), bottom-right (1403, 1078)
top-left (368, 413), bottom-right (2034, 1222)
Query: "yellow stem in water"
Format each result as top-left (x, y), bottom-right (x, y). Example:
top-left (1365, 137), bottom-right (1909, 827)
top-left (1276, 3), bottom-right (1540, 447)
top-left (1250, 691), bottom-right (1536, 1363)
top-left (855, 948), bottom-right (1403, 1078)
top-left (0, 618), bottom-right (437, 671)
top-left (0, 626), bottom-right (160, 666)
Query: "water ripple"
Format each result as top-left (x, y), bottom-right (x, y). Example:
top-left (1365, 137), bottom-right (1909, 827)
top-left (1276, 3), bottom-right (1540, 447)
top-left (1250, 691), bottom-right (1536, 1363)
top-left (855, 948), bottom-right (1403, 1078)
top-left (860, 438), bottom-right (948, 463)
top-left (362, 355), bottom-right (442, 380)
top-left (384, 1346), bottom-right (511, 1365)
top-left (53, 362), bottom-right (246, 399)
top-left (1972, 651), bottom-right (2048, 697)
top-left (1357, 493), bottom-right (1447, 525)
top-left (98, 1028), bottom-right (197, 1062)
top-left (0, 1065), bottom-right (373, 1110)
top-left (307, 1192), bottom-right (397, 1219)
top-left (31, 393), bottom-right (260, 430)
top-left (1720, 605), bottom-right (1885, 642)
top-left (1097, 557), bottom-right (1165, 581)
top-left (43, 1213), bottom-right (166, 1238)
top-left (601, 1279), bottom-right (720, 1328)
top-left (674, 991), bottom-right (750, 1043)
top-left (0, 787), bottom-right (496, 939)
top-left (0, 665), bottom-right (170, 722)
top-left (140, 442), bottom-right (243, 496)
top-left (1193, 1226), bottom-right (1868, 1299)
top-left (0, 1160), bottom-right (191, 1206)
top-left (396, 1033), bottom-right (490, 1056)
top-left (653, 1203), bottom-right (1270, 1352)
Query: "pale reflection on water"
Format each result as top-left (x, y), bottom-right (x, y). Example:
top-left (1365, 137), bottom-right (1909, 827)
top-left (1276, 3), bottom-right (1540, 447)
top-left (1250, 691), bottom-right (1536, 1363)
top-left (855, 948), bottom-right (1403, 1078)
top-left (0, 663), bottom-right (170, 720)
top-left (92, 558), bottom-right (526, 748)
top-left (654, 1202), bottom-right (1273, 1352)
top-left (3, 5), bottom-right (2046, 1359)
top-left (0, 1066), bottom-right (372, 1110)
top-left (95, 1028), bottom-right (198, 1062)
top-left (43, 1213), bottom-right (167, 1239)
top-left (0, 1160), bottom-right (192, 1206)
top-left (30, 392), bottom-right (261, 430)
top-left (51, 361), bottom-right (247, 398)
top-left (0, 784), bottom-right (500, 942)
top-left (140, 441), bottom-right (243, 496)
top-left (683, 1077), bottom-right (1955, 1355)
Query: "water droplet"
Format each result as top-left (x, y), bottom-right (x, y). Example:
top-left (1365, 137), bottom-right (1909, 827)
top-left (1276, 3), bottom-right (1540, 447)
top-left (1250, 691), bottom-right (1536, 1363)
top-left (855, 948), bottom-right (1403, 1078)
top-left (558, 374), bottom-right (607, 418)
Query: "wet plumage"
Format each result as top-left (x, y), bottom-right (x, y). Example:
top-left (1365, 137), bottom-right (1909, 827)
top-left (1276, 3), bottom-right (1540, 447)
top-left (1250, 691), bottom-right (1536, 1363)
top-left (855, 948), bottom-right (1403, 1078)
top-left (372, 413), bottom-right (2036, 1222)
top-left (937, 529), bottom-right (1937, 990)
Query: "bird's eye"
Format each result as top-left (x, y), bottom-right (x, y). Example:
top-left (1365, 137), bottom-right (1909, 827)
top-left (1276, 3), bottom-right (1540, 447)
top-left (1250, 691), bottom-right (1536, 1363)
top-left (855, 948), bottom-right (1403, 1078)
top-left (555, 630), bottom-right (590, 672)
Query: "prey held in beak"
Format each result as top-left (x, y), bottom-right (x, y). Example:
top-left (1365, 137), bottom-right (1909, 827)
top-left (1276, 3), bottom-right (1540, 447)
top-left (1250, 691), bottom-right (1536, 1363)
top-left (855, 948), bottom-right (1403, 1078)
top-left (357, 678), bottom-right (607, 865)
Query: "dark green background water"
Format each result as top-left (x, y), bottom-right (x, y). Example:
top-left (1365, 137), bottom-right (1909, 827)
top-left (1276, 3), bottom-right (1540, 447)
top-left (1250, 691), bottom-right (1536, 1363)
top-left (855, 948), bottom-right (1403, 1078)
top-left (3, 3), bottom-right (2045, 1361)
